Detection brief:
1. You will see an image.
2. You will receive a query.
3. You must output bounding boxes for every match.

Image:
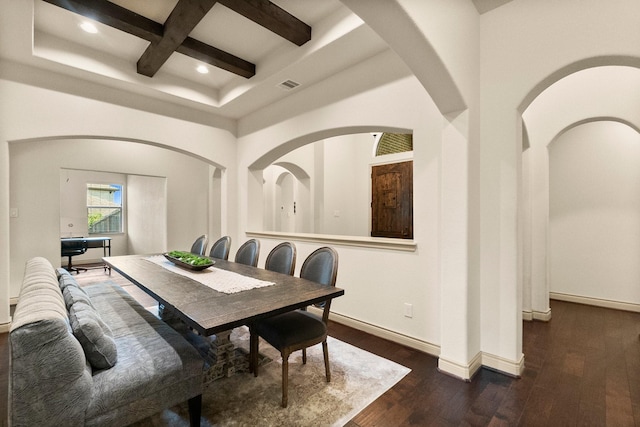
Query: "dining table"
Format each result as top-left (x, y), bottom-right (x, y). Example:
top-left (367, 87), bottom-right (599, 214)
top-left (103, 254), bottom-right (344, 382)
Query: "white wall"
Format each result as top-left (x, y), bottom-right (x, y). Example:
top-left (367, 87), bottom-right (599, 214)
top-left (549, 121), bottom-right (640, 304)
top-left (521, 66), bottom-right (640, 319)
top-left (322, 134), bottom-right (372, 237)
top-left (127, 174), bottom-right (167, 255)
top-left (266, 133), bottom-right (376, 237)
top-left (1, 74), bottom-right (237, 305)
top-left (480, 0), bottom-right (640, 365)
top-left (238, 74), bottom-right (443, 348)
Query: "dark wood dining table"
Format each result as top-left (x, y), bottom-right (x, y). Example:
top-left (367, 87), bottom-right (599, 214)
top-left (104, 254), bottom-right (344, 335)
top-left (103, 254), bottom-right (345, 381)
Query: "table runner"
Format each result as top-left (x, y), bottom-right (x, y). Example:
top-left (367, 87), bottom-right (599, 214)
top-left (145, 255), bottom-right (275, 294)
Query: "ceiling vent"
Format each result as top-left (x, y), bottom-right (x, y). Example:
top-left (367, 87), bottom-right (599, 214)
top-left (278, 79), bottom-right (301, 91)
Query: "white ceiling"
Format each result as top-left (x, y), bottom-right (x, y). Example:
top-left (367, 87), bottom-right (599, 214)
top-left (32, 0), bottom-right (391, 119)
top-left (30, 0), bottom-right (511, 120)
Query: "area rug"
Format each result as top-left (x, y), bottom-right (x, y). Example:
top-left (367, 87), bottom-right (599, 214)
top-left (133, 326), bottom-right (410, 427)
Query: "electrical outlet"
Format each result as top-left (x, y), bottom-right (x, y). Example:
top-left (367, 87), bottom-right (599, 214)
top-left (404, 303), bottom-right (413, 318)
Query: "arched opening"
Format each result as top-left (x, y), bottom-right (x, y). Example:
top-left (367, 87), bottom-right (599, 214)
top-left (9, 136), bottom-right (225, 297)
top-left (548, 121), bottom-right (640, 307)
top-left (520, 62), bottom-right (640, 319)
top-left (252, 129), bottom-right (414, 238)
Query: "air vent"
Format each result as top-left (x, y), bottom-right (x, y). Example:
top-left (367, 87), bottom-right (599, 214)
top-left (278, 79), bottom-right (300, 91)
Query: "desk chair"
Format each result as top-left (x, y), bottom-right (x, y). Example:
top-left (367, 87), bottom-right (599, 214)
top-left (250, 246), bottom-right (339, 407)
top-left (234, 239), bottom-right (260, 267)
top-left (61, 239), bottom-right (88, 274)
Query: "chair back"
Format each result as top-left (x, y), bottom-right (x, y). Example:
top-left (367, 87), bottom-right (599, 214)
top-left (209, 236), bottom-right (232, 260)
top-left (300, 246), bottom-right (338, 287)
top-left (234, 239), bottom-right (260, 267)
top-left (265, 242), bottom-right (296, 275)
top-left (61, 239), bottom-right (88, 257)
top-left (190, 234), bottom-right (208, 256)
top-left (300, 247), bottom-right (338, 318)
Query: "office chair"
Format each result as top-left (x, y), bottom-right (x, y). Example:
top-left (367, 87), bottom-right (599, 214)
top-left (61, 239), bottom-right (88, 274)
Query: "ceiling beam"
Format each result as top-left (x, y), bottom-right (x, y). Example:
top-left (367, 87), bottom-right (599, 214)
top-left (219, 0), bottom-right (311, 46)
top-left (42, 0), bottom-right (255, 78)
top-left (137, 0), bottom-right (217, 77)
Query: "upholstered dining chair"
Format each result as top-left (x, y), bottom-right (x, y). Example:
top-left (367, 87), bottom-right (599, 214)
top-left (190, 234), bottom-right (208, 256)
top-left (250, 246), bottom-right (339, 407)
top-left (234, 238), bottom-right (260, 267)
top-left (264, 242), bottom-right (296, 276)
top-left (209, 236), bottom-right (232, 260)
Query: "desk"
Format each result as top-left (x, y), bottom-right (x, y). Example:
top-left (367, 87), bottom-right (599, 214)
top-left (103, 254), bottom-right (344, 380)
top-left (61, 236), bottom-right (111, 272)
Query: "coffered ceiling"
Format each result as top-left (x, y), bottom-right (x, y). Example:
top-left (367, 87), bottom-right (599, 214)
top-left (32, 0), bottom-right (391, 119)
top-left (28, 1), bottom-right (511, 121)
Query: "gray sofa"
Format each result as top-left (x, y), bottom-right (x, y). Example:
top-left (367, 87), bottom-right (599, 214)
top-left (10, 257), bottom-right (204, 426)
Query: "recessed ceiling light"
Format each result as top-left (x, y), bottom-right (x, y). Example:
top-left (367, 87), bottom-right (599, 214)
top-left (80, 21), bottom-right (98, 34)
top-left (196, 65), bottom-right (209, 74)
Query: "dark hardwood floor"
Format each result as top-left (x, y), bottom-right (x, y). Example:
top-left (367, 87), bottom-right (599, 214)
top-left (3, 267), bottom-right (640, 426)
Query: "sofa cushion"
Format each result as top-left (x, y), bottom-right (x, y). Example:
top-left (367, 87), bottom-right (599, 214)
top-left (59, 269), bottom-right (82, 291)
top-left (62, 282), bottom-right (94, 310)
top-left (69, 301), bottom-right (118, 370)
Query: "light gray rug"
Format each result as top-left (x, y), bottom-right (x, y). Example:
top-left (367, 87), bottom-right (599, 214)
top-left (134, 326), bottom-right (410, 427)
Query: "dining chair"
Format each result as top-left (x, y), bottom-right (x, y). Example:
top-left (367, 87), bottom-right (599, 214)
top-left (250, 246), bottom-right (339, 407)
top-left (209, 236), bottom-right (232, 260)
top-left (264, 242), bottom-right (296, 276)
top-left (189, 234), bottom-right (208, 256)
top-left (234, 238), bottom-right (260, 267)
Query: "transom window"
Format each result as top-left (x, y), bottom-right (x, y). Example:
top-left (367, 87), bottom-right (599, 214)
top-left (87, 183), bottom-right (122, 234)
top-left (375, 133), bottom-right (413, 156)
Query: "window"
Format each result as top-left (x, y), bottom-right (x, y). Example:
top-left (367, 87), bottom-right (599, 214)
top-left (87, 183), bottom-right (123, 234)
top-left (375, 132), bottom-right (413, 156)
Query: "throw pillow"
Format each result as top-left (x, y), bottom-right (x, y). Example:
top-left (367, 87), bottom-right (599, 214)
top-left (68, 303), bottom-right (117, 370)
top-left (62, 283), bottom-right (93, 310)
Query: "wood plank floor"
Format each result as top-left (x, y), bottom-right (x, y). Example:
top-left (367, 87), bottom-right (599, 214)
top-left (2, 267), bottom-right (640, 426)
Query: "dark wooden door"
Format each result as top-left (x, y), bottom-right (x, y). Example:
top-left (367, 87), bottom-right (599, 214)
top-left (371, 161), bottom-right (413, 239)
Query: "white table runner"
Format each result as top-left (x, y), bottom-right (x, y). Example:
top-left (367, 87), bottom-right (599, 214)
top-left (145, 255), bottom-right (275, 294)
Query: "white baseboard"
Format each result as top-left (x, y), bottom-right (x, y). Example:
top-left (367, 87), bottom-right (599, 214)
top-left (324, 310), bottom-right (524, 379)
top-left (533, 308), bottom-right (552, 321)
top-left (0, 319), bottom-right (11, 333)
top-left (523, 309), bottom-right (552, 322)
top-left (438, 352), bottom-right (482, 381)
top-left (482, 352), bottom-right (525, 377)
top-left (321, 309), bottom-right (440, 357)
top-left (550, 292), bottom-right (640, 313)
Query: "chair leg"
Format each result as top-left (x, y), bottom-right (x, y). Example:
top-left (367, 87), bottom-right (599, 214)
top-left (250, 328), bottom-right (259, 377)
top-left (302, 348), bottom-right (307, 365)
top-left (322, 340), bottom-right (331, 382)
top-left (282, 351), bottom-right (290, 408)
top-left (188, 394), bottom-right (202, 427)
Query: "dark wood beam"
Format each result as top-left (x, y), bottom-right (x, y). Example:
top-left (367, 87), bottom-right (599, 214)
top-left (137, 0), bottom-right (217, 77)
top-left (42, 0), bottom-right (255, 78)
top-left (219, 0), bottom-right (311, 46)
top-left (178, 38), bottom-right (255, 78)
